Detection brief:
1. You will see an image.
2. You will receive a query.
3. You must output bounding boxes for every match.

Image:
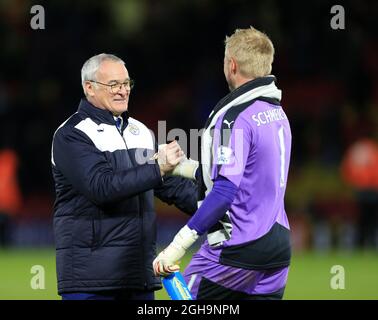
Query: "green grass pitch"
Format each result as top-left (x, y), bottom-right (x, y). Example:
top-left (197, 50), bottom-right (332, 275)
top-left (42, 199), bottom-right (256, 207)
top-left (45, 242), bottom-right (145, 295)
top-left (0, 249), bottom-right (377, 300)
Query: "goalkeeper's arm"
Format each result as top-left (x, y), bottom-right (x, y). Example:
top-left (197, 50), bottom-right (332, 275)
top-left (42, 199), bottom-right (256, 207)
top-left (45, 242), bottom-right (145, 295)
top-left (153, 176), bottom-right (238, 276)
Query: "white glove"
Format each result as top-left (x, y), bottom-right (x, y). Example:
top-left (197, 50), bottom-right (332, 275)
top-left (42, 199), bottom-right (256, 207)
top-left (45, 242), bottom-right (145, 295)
top-left (171, 158), bottom-right (199, 180)
top-left (153, 225), bottom-right (199, 276)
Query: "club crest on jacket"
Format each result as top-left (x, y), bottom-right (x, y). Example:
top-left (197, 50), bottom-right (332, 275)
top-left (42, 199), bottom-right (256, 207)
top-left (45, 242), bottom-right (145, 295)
top-left (128, 123), bottom-right (140, 135)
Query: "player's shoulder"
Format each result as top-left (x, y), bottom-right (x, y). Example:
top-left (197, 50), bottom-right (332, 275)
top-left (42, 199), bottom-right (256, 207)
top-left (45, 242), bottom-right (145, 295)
top-left (220, 98), bottom-right (288, 131)
top-left (218, 100), bottom-right (258, 131)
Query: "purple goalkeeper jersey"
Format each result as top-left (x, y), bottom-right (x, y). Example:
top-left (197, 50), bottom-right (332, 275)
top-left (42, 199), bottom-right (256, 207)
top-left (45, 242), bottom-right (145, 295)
top-left (184, 76), bottom-right (291, 298)
top-left (198, 98), bottom-right (292, 267)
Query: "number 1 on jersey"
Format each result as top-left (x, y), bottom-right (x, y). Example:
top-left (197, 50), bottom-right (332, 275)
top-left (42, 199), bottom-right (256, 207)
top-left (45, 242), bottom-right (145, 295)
top-left (278, 126), bottom-right (285, 188)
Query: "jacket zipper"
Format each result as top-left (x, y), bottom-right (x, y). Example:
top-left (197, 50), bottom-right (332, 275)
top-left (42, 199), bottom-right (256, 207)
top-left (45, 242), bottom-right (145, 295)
top-left (118, 126), bottom-right (148, 289)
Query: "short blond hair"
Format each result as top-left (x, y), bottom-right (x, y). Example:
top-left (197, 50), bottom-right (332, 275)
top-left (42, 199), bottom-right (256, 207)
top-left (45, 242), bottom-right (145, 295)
top-left (225, 27), bottom-right (274, 78)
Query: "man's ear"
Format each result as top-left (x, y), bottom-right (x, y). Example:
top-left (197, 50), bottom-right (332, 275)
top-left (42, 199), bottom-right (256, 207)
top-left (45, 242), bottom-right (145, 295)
top-left (84, 81), bottom-right (95, 97)
top-left (230, 57), bottom-right (238, 75)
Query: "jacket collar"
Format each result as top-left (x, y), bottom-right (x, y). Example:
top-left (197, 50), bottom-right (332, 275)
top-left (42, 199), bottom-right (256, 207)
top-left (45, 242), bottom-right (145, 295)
top-left (78, 98), bottom-right (129, 129)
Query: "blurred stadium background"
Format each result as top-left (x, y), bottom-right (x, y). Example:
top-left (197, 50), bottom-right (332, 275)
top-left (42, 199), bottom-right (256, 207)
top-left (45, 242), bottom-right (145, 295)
top-left (0, 0), bottom-right (377, 299)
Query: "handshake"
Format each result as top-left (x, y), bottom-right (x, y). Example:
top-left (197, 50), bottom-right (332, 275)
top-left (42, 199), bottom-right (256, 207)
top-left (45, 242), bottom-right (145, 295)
top-left (154, 141), bottom-right (199, 180)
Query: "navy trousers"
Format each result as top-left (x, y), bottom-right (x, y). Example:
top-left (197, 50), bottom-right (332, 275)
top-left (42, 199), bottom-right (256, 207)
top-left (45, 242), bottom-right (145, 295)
top-left (61, 290), bottom-right (155, 300)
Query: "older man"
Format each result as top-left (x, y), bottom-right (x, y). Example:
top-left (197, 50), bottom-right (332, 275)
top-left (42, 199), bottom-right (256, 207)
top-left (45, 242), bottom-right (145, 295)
top-left (51, 53), bottom-right (197, 300)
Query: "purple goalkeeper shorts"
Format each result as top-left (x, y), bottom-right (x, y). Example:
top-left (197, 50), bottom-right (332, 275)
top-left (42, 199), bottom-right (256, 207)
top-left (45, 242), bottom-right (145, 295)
top-left (183, 251), bottom-right (289, 300)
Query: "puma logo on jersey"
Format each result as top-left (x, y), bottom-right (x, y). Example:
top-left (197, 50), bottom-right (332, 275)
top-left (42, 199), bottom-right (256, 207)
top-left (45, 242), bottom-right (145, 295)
top-left (223, 120), bottom-right (235, 129)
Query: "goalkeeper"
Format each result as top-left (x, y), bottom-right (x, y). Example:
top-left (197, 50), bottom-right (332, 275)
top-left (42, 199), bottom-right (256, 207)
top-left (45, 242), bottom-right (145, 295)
top-left (154, 27), bottom-right (292, 300)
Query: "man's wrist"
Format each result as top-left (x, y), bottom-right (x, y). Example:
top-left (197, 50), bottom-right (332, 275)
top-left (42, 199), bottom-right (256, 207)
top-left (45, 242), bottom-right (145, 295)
top-left (172, 225), bottom-right (199, 250)
top-left (171, 159), bottom-right (199, 180)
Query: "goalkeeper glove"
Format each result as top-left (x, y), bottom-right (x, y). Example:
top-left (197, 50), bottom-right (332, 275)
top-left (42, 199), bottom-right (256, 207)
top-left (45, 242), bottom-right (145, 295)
top-left (153, 225), bottom-right (199, 277)
top-left (171, 158), bottom-right (199, 180)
